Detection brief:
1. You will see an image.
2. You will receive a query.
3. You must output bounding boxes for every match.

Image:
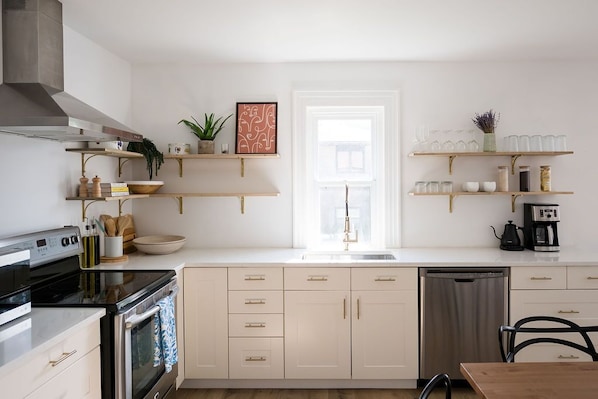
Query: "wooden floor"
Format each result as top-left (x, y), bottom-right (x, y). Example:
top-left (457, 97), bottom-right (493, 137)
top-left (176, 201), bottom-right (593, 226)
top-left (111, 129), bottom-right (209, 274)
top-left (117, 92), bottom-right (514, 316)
top-left (177, 388), bottom-right (478, 399)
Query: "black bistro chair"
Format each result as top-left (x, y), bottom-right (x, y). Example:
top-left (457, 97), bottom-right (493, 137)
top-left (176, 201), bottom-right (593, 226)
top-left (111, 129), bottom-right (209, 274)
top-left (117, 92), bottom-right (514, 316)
top-left (498, 315), bottom-right (598, 363)
top-left (419, 373), bottom-right (451, 399)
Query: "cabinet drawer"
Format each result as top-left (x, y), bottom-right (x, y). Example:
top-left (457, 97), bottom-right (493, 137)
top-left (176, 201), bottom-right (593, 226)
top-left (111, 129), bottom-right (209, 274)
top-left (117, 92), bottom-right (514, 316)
top-left (229, 314), bottom-right (283, 337)
top-left (568, 267), bottom-right (598, 289)
top-left (229, 338), bottom-right (284, 379)
top-left (510, 290), bottom-right (598, 321)
top-left (351, 268), bottom-right (416, 290)
top-left (229, 291), bottom-right (283, 313)
top-left (509, 341), bottom-right (595, 363)
top-left (284, 268), bottom-right (350, 290)
top-left (228, 268), bottom-right (283, 290)
top-left (4, 319), bottom-right (100, 399)
top-left (511, 267), bottom-right (566, 289)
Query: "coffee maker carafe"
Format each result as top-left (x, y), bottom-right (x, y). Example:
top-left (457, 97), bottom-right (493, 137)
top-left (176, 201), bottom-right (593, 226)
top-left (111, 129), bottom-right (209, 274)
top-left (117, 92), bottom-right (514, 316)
top-left (523, 203), bottom-right (560, 252)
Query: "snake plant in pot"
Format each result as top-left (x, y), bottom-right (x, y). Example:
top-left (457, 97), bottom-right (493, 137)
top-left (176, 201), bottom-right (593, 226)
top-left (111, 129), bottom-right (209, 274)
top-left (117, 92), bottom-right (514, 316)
top-left (178, 113), bottom-right (233, 154)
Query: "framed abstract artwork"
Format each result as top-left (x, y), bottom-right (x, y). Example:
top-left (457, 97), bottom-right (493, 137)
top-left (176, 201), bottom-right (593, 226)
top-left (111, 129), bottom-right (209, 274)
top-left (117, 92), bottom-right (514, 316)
top-left (235, 102), bottom-right (278, 154)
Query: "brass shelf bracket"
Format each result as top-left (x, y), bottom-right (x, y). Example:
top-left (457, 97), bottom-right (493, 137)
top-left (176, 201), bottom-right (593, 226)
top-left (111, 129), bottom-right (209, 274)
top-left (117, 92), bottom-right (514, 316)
top-left (79, 199), bottom-right (101, 220)
top-left (448, 155), bottom-right (457, 175)
top-left (80, 153), bottom-right (100, 176)
top-left (511, 194), bottom-right (522, 212)
top-left (241, 158), bottom-right (245, 177)
top-left (118, 158), bottom-right (132, 177)
top-left (175, 159), bottom-right (184, 177)
top-left (510, 155), bottom-right (522, 175)
top-left (172, 196), bottom-right (183, 214)
top-left (118, 198), bottom-right (131, 216)
top-left (449, 194), bottom-right (456, 213)
top-left (240, 195), bottom-right (245, 214)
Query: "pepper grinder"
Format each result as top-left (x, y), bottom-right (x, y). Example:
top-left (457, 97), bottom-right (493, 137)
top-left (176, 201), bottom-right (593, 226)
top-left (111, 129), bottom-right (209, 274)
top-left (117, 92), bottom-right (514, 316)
top-left (79, 176), bottom-right (89, 197)
top-left (92, 175), bottom-right (102, 197)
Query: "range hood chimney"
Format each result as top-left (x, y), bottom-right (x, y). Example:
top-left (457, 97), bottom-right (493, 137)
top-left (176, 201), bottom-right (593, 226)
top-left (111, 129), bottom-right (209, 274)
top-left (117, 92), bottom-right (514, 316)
top-left (0, 0), bottom-right (142, 142)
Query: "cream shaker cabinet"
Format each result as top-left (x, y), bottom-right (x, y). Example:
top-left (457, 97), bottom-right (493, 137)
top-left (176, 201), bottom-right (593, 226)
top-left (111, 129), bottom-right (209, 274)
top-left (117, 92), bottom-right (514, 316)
top-left (351, 268), bottom-right (418, 379)
top-left (510, 266), bottom-right (598, 362)
top-left (228, 267), bottom-right (284, 379)
top-left (2, 317), bottom-right (102, 399)
top-left (284, 268), bottom-right (352, 379)
top-left (184, 268), bottom-right (229, 378)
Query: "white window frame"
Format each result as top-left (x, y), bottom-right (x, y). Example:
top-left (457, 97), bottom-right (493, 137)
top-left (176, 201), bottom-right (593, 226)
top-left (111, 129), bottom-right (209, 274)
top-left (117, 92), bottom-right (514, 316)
top-left (292, 90), bottom-right (400, 249)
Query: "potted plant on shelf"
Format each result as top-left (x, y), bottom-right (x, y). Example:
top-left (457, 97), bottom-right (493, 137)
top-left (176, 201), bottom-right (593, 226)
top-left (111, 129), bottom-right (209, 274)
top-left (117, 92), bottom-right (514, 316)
top-left (472, 109), bottom-right (500, 152)
top-left (178, 113), bottom-right (233, 154)
top-left (126, 138), bottom-right (165, 193)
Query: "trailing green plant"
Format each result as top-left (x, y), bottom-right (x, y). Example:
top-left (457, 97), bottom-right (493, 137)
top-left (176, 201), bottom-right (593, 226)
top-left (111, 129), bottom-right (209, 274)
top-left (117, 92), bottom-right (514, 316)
top-left (472, 109), bottom-right (500, 133)
top-left (127, 138), bottom-right (164, 180)
top-left (178, 113), bottom-right (233, 141)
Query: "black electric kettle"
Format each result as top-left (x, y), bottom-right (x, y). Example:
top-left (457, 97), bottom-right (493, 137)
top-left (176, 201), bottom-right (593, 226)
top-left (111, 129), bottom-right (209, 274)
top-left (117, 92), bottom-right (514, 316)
top-left (491, 220), bottom-right (524, 251)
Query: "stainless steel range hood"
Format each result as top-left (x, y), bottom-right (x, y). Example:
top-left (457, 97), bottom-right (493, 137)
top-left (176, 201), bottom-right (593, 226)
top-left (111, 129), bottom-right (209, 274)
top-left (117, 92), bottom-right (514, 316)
top-left (0, 0), bottom-right (142, 142)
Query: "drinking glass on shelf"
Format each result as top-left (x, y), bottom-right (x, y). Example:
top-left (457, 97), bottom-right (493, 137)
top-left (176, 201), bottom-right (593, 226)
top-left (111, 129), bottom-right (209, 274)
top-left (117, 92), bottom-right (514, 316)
top-left (427, 181), bottom-right (440, 193)
top-left (542, 135), bottom-right (555, 152)
top-left (455, 140), bottom-right (467, 152)
top-left (530, 135), bottom-right (543, 151)
top-left (415, 125), bottom-right (430, 152)
top-left (442, 140), bottom-right (455, 152)
top-left (518, 135), bottom-right (530, 152)
top-left (441, 181), bottom-right (453, 193)
top-left (467, 129), bottom-right (480, 152)
top-left (415, 181), bottom-right (427, 193)
top-left (506, 135), bottom-right (519, 152)
top-left (429, 140), bottom-right (441, 152)
top-left (555, 135), bottom-right (567, 151)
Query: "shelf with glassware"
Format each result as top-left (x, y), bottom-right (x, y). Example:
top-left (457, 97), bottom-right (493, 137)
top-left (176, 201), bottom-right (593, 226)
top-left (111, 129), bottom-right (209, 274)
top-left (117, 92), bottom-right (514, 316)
top-left (163, 153), bottom-right (280, 177)
top-left (408, 151), bottom-right (574, 175)
top-left (409, 190), bottom-right (574, 213)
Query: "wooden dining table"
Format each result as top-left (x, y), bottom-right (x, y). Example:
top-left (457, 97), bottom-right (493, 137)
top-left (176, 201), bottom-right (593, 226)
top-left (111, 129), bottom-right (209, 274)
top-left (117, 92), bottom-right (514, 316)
top-left (460, 361), bottom-right (598, 399)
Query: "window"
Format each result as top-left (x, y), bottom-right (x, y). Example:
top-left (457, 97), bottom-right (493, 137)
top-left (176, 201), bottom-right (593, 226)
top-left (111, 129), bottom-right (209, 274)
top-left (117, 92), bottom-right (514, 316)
top-left (293, 91), bottom-right (400, 250)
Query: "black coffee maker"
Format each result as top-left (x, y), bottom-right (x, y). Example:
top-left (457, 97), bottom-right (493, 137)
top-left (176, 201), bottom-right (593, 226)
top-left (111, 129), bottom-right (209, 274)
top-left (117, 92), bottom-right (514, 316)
top-left (523, 203), bottom-right (560, 252)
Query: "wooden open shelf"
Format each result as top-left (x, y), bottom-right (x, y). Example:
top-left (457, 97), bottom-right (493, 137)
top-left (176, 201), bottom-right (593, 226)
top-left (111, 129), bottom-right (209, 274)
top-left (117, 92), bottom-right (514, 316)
top-left (163, 153), bottom-right (280, 177)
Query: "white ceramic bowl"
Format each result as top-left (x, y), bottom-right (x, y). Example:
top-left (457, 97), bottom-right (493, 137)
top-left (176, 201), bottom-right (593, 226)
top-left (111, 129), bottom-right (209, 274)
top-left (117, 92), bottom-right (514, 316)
top-left (482, 181), bottom-right (497, 192)
top-left (132, 235), bottom-right (186, 255)
top-left (462, 182), bottom-right (480, 192)
top-left (125, 181), bottom-right (164, 194)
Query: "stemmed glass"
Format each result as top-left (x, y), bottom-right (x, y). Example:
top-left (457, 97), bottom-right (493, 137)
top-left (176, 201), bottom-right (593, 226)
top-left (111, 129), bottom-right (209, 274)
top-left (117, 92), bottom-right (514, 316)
top-left (467, 129), bottom-right (480, 152)
top-left (415, 125), bottom-right (430, 152)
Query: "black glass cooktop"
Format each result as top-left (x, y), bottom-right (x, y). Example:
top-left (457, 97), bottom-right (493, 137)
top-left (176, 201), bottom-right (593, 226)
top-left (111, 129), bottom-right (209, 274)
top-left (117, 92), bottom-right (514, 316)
top-left (31, 268), bottom-right (175, 312)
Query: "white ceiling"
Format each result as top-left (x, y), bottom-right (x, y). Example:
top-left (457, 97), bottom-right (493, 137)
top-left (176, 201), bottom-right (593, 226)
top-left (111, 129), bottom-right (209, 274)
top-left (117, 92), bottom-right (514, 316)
top-left (60, 0), bottom-right (598, 64)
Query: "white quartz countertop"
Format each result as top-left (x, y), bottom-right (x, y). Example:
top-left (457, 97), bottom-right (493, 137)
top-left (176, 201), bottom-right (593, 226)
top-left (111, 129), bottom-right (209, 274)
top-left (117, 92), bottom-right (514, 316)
top-left (0, 307), bottom-right (105, 378)
top-left (92, 246), bottom-right (598, 271)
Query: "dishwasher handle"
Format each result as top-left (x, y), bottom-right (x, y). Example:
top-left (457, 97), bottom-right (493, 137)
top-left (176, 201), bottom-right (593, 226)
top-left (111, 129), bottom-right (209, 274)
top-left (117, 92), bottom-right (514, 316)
top-left (421, 268), bottom-right (509, 280)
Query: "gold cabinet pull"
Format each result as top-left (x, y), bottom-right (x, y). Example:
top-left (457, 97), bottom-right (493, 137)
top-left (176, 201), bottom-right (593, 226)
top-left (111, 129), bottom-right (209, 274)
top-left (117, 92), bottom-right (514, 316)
top-left (244, 275), bottom-right (266, 281)
top-left (49, 350), bottom-right (77, 367)
top-left (587, 277), bottom-right (598, 280)
top-left (343, 298), bottom-right (347, 319)
top-left (245, 322), bottom-right (266, 328)
top-left (307, 275), bottom-right (328, 281)
top-left (374, 277), bottom-right (396, 282)
top-left (245, 299), bottom-right (266, 305)
top-left (357, 298), bottom-right (360, 320)
top-left (558, 354), bottom-right (580, 359)
top-left (245, 356), bottom-right (267, 362)
top-left (558, 310), bottom-right (580, 314)
top-left (530, 277), bottom-right (552, 280)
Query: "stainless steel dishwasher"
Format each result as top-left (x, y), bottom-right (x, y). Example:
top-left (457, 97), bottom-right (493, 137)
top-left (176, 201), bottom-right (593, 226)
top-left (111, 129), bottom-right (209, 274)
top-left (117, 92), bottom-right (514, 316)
top-left (420, 268), bottom-right (509, 380)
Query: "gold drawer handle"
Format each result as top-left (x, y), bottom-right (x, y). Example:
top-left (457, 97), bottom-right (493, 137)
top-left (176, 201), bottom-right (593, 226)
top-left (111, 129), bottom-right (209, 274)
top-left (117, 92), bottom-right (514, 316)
top-left (49, 350), bottom-right (77, 367)
top-left (244, 275), bottom-right (266, 281)
top-left (587, 277), bottom-right (598, 280)
top-left (558, 310), bottom-right (580, 314)
top-left (530, 277), bottom-right (552, 280)
top-left (245, 299), bottom-right (266, 305)
top-left (374, 277), bottom-right (397, 282)
top-left (307, 276), bottom-right (328, 281)
top-left (245, 322), bottom-right (266, 328)
top-left (245, 356), bottom-right (267, 362)
top-left (558, 354), bottom-right (580, 359)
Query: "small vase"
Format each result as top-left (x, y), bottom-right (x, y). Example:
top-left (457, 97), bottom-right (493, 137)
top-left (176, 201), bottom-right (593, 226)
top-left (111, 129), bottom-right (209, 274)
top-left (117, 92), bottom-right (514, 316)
top-left (198, 140), bottom-right (215, 154)
top-left (483, 133), bottom-right (497, 152)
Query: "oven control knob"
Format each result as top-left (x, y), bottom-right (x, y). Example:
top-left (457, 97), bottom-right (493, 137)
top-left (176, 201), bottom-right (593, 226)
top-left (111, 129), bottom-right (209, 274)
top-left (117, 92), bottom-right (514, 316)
top-left (70, 235), bottom-right (79, 244)
top-left (61, 237), bottom-right (70, 247)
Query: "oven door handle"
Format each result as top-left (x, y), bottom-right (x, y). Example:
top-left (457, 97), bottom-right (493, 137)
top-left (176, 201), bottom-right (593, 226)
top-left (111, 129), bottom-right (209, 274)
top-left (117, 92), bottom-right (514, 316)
top-left (124, 286), bottom-right (178, 330)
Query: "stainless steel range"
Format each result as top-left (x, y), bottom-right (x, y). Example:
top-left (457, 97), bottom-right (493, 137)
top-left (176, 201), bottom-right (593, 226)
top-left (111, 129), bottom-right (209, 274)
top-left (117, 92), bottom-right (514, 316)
top-left (0, 227), bottom-right (178, 399)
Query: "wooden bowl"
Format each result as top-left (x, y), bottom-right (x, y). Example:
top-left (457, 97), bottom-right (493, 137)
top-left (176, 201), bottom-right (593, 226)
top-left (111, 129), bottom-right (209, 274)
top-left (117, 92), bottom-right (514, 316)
top-left (125, 181), bottom-right (164, 194)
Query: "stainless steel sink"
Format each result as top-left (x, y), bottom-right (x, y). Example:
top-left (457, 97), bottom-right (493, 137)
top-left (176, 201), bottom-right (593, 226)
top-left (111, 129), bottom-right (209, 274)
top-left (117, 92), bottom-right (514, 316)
top-left (301, 252), bottom-right (396, 261)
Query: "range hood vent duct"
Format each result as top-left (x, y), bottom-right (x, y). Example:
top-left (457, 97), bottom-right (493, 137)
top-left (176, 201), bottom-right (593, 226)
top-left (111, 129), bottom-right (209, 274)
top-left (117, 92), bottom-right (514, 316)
top-left (0, 0), bottom-right (142, 142)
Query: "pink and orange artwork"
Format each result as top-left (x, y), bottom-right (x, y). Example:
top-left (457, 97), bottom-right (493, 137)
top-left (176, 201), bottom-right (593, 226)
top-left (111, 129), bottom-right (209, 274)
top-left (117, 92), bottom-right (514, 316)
top-left (236, 102), bottom-right (277, 154)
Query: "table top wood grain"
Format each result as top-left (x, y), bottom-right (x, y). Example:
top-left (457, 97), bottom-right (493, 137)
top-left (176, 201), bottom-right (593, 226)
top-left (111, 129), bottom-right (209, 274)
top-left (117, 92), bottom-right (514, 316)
top-left (460, 361), bottom-right (598, 399)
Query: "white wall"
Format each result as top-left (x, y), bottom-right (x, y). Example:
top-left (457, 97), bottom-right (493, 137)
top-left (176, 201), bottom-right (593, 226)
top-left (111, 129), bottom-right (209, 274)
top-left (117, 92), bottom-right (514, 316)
top-left (1, 22), bottom-right (596, 249)
top-left (132, 62), bottom-right (598, 248)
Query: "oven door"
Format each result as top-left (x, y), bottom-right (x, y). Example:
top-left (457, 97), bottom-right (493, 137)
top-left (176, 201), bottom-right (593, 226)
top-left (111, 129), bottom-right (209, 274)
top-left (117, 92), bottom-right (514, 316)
top-left (0, 249), bottom-right (31, 327)
top-left (115, 283), bottom-right (178, 399)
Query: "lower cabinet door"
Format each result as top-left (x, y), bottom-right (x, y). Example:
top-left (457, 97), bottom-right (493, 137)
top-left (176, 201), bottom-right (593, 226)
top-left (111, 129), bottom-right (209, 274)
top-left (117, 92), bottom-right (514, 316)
top-left (351, 290), bottom-right (418, 379)
top-left (26, 346), bottom-right (101, 399)
top-left (284, 290), bottom-right (351, 379)
top-left (229, 338), bottom-right (284, 379)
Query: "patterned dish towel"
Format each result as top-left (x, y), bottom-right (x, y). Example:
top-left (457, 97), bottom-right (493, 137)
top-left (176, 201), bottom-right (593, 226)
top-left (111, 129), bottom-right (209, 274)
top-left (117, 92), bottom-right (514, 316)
top-left (153, 295), bottom-right (178, 372)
